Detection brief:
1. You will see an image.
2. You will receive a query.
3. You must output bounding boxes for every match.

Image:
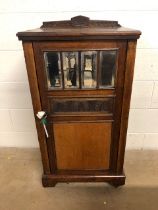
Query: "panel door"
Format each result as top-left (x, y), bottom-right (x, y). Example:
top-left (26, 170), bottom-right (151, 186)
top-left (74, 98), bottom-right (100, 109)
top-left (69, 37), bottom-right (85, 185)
top-left (33, 41), bottom-right (127, 173)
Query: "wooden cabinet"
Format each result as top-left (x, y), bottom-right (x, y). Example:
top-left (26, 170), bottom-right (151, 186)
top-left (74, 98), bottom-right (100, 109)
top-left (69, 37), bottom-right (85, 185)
top-left (17, 16), bottom-right (141, 187)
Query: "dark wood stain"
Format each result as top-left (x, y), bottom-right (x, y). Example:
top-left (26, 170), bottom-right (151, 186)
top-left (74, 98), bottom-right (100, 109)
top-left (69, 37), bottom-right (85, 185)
top-left (50, 97), bottom-right (114, 114)
top-left (22, 42), bottom-right (50, 174)
top-left (17, 16), bottom-right (141, 187)
top-left (117, 41), bottom-right (137, 173)
top-left (17, 16), bottom-right (141, 41)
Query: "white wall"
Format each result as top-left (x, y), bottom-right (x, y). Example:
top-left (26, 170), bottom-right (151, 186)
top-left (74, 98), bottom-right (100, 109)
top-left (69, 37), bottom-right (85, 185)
top-left (0, 0), bottom-right (158, 149)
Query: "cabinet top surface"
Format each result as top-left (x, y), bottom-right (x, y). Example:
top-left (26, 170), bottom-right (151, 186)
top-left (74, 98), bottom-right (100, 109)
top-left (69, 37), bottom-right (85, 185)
top-left (17, 15), bottom-right (141, 41)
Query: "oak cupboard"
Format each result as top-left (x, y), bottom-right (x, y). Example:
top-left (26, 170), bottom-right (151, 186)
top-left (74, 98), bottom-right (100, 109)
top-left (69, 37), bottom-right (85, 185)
top-left (17, 16), bottom-right (141, 187)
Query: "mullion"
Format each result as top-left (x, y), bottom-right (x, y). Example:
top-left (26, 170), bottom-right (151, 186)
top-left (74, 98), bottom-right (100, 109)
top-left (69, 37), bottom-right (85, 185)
top-left (60, 52), bottom-right (65, 89)
top-left (78, 51), bottom-right (82, 89)
top-left (97, 50), bottom-right (100, 89)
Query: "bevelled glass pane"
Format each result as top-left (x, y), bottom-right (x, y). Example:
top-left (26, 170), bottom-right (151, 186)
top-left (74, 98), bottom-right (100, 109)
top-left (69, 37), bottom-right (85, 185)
top-left (100, 50), bottom-right (117, 88)
top-left (62, 52), bottom-right (79, 88)
top-left (44, 52), bottom-right (62, 88)
top-left (81, 51), bottom-right (97, 88)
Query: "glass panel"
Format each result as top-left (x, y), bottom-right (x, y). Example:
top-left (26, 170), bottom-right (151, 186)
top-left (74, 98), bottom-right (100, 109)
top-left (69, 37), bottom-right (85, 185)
top-left (44, 52), bottom-right (62, 88)
top-left (62, 52), bottom-right (79, 88)
top-left (81, 51), bottom-right (97, 88)
top-left (100, 50), bottom-right (117, 88)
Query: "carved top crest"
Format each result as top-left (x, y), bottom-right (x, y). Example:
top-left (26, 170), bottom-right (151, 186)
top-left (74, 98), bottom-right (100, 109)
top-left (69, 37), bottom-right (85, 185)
top-left (17, 15), bottom-right (141, 41)
top-left (40, 15), bottom-right (121, 28)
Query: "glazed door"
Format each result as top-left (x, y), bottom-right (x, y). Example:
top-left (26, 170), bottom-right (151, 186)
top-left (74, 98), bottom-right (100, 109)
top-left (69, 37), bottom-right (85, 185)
top-left (33, 41), bottom-right (127, 173)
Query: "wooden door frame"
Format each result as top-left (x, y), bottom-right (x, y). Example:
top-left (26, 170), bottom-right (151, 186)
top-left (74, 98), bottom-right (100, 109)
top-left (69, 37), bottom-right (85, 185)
top-left (22, 42), bottom-right (50, 174)
top-left (32, 40), bottom-right (127, 173)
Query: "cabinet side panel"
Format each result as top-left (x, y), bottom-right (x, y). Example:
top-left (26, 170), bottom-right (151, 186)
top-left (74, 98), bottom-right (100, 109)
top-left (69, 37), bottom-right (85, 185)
top-left (117, 40), bottom-right (137, 173)
top-left (108, 41), bottom-right (127, 172)
top-left (22, 42), bottom-right (50, 174)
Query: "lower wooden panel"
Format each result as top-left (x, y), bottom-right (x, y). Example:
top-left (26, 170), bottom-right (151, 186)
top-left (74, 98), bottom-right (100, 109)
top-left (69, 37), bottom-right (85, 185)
top-left (53, 122), bottom-right (112, 170)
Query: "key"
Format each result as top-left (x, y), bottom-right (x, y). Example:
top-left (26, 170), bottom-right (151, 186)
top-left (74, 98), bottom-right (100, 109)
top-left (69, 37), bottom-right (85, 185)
top-left (36, 111), bottom-right (49, 138)
top-left (41, 117), bottom-right (49, 138)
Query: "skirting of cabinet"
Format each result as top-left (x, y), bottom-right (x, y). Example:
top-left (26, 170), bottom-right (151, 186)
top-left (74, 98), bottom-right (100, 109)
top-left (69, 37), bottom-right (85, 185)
top-left (42, 172), bottom-right (126, 187)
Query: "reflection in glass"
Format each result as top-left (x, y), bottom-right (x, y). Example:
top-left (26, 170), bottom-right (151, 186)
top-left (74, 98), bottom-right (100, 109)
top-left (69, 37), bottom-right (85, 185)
top-left (100, 50), bottom-right (117, 87)
top-left (44, 52), bottom-right (62, 88)
top-left (62, 52), bottom-right (79, 88)
top-left (81, 51), bottom-right (97, 88)
top-left (44, 50), bottom-right (117, 90)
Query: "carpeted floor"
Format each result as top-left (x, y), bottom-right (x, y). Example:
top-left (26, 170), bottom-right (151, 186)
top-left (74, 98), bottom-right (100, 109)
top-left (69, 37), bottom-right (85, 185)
top-left (0, 148), bottom-right (158, 210)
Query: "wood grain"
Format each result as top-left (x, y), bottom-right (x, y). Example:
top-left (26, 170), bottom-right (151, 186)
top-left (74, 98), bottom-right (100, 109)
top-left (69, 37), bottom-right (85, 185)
top-left (116, 40), bottom-right (137, 173)
top-left (22, 42), bottom-right (50, 174)
top-left (17, 16), bottom-right (141, 41)
top-left (53, 122), bottom-right (112, 170)
top-left (18, 17), bottom-right (141, 186)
